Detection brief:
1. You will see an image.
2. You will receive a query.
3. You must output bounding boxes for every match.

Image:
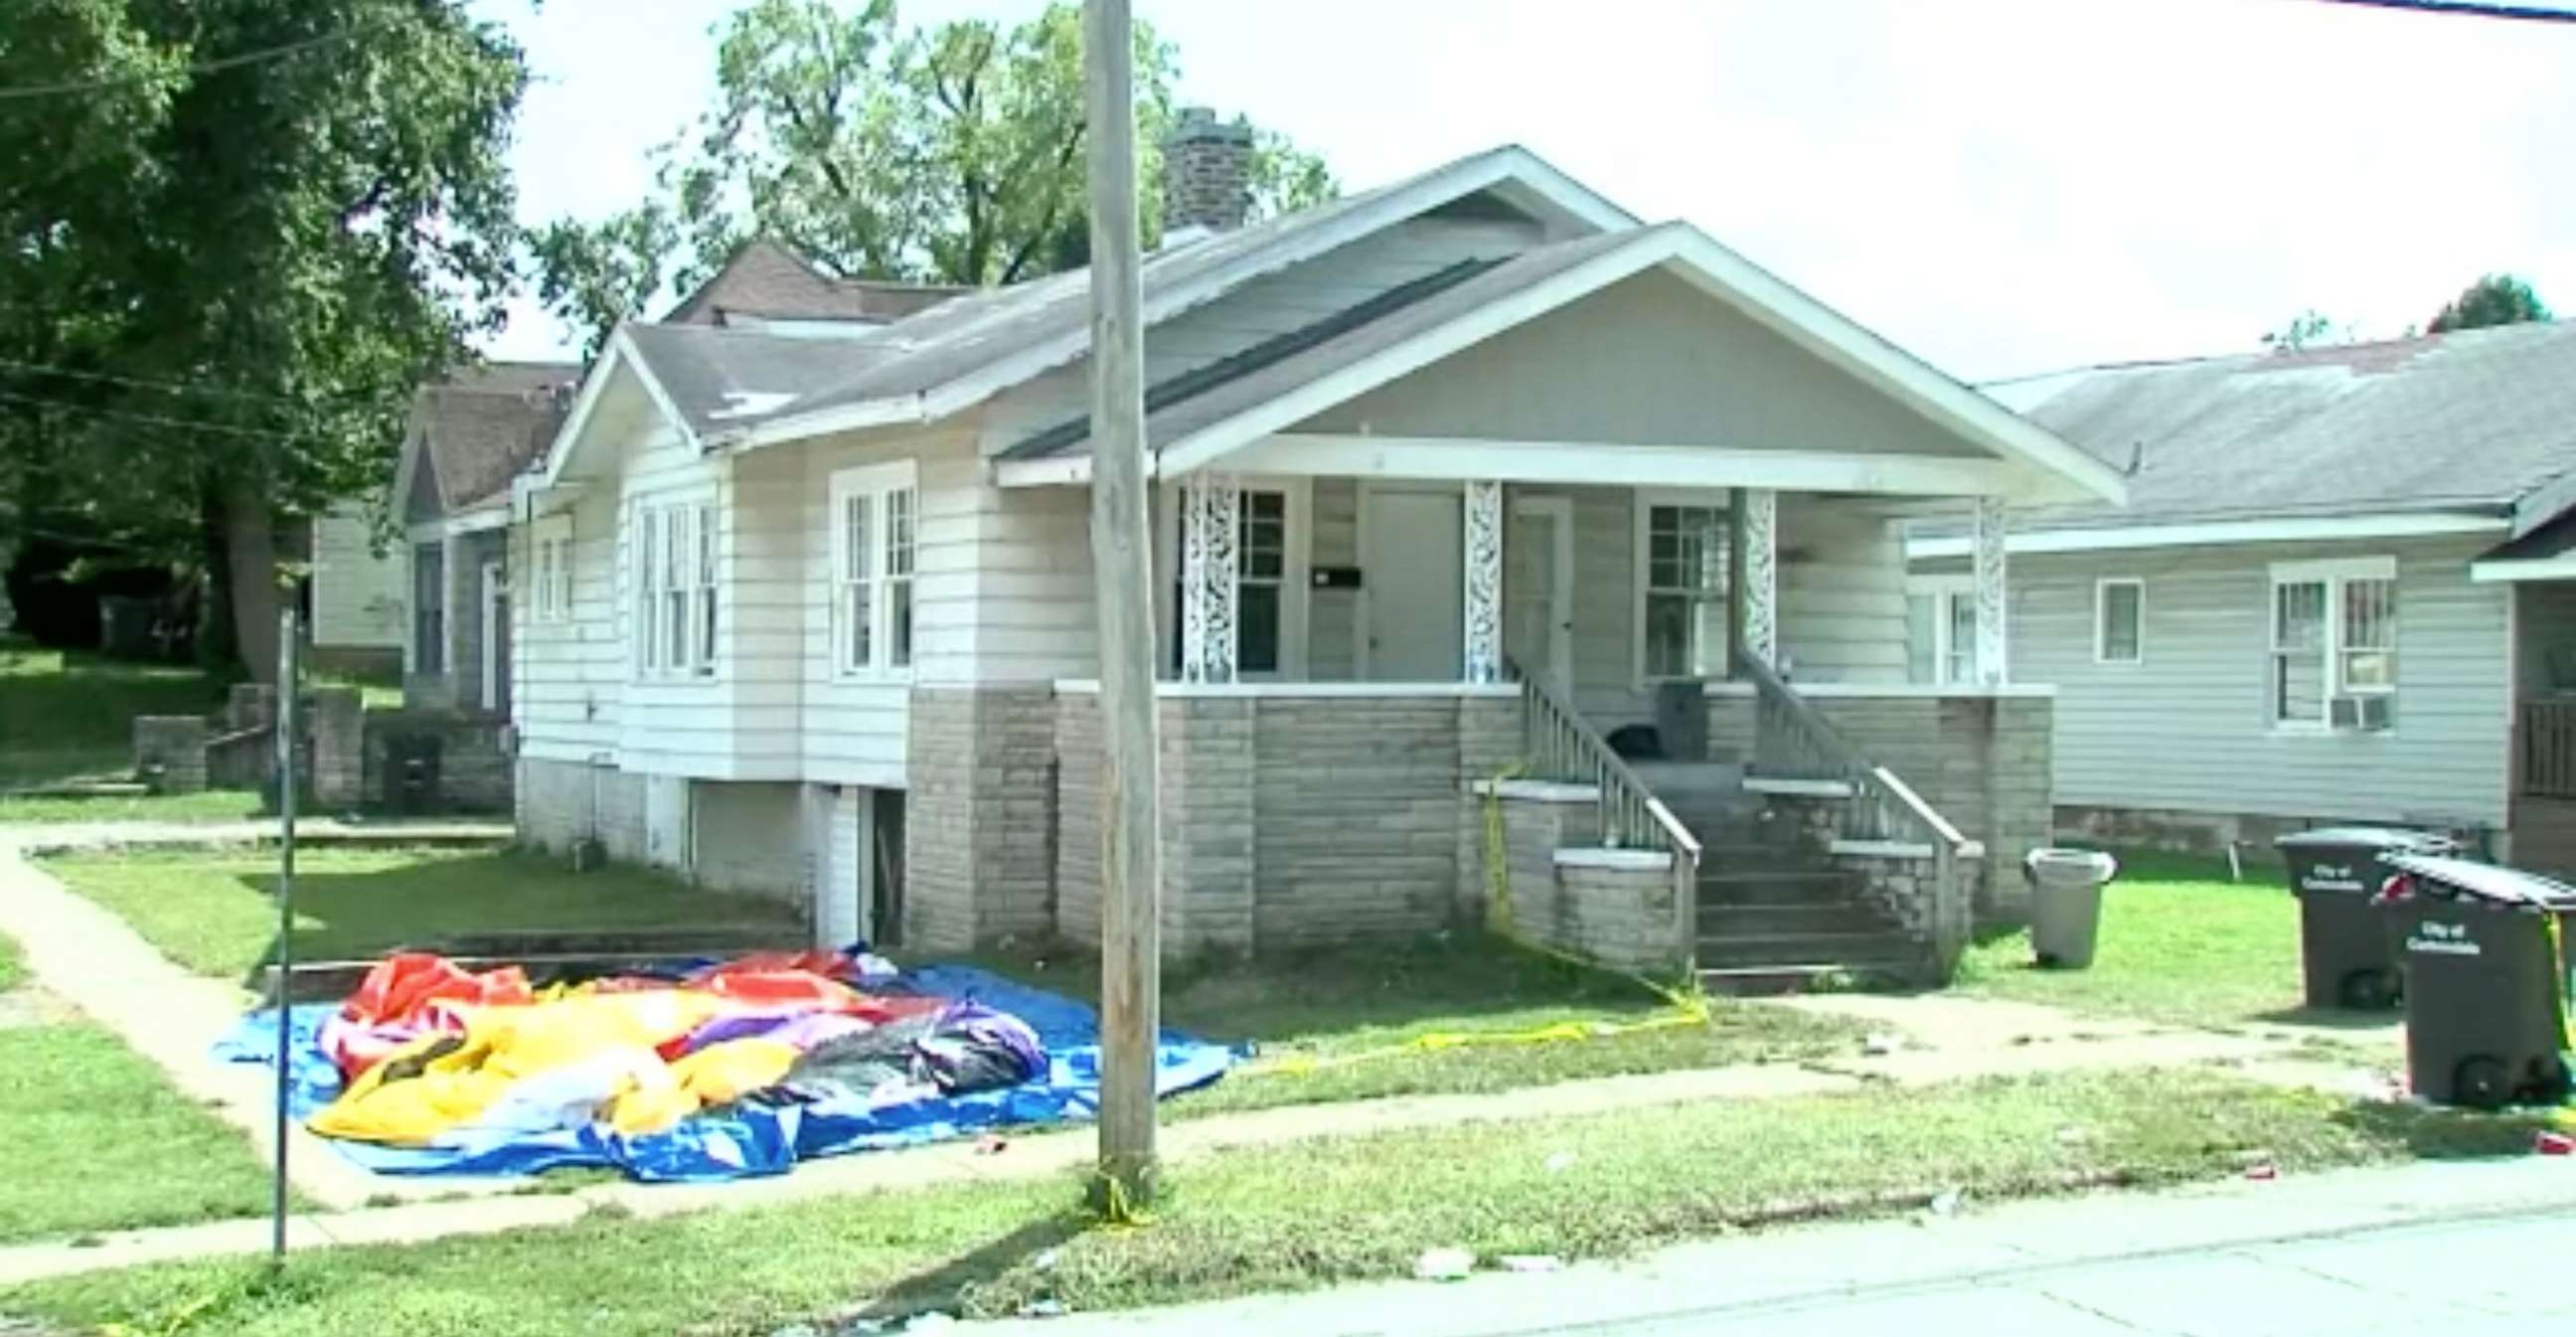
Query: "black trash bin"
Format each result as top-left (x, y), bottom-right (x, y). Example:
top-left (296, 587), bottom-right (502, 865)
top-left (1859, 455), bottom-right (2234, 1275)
top-left (2381, 854), bottom-right (2576, 1109)
top-left (2275, 827), bottom-right (2458, 1009)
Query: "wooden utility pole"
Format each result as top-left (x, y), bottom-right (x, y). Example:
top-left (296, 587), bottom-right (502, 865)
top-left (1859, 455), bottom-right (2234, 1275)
top-left (1081, 0), bottom-right (1163, 1206)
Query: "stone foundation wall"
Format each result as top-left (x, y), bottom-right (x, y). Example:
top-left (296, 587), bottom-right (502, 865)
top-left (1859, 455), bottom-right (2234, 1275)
top-left (1806, 695), bottom-right (2054, 923)
top-left (1053, 690), bottom-right (1520, 957)
top-left (517, 755), bottom-right (648, 862)
top-left (691, 781), bottom-right (809, 908)
top-left (132, 716), bottom-right (208, 793)
top-left (1478, 788), bottom-right (1684, 973)
top-left (905, 686), bottom-right (1056, 953)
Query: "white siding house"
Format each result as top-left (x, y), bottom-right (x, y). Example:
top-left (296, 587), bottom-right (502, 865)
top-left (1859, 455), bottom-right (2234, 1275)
top-left (307, 503), bottom-right (403, 665)
top-left (506, 139), bottom-right (2125, 979)
top-left (1914, 326), bottom-right (2576, 872)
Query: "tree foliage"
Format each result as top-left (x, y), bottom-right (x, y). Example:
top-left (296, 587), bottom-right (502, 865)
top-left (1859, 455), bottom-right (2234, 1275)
top-left (2259, 309), bottom-right (2348, 353)
top-left (2428, 273), bottom-right (2550, 335)
top-left (536, 0), bottom-right (1337, 356)
top-left (0, 0), bottom-right (525, 674)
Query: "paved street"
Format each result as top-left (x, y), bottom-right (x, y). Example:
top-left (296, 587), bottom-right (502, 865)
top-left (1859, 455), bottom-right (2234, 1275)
top-left (961, 1157), bottom-right (2576, 1336)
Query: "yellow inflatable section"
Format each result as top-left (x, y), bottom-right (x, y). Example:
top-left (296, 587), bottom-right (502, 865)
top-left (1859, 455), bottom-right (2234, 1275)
top-left (312, 990), bottom-right (801, 1144)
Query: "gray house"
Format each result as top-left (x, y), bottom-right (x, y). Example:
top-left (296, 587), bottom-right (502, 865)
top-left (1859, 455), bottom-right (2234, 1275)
top-left (500, 130), bottom-right (2129, 988)
top-left (1909, 324), bottom-right (2576, 876)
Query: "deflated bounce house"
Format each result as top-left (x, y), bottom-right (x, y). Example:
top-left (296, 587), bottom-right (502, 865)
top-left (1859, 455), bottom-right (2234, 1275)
top-left (217, 948), bottom-right (1231, 1182)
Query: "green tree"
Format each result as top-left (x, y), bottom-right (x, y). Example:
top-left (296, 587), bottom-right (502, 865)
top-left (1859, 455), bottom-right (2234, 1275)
top-left (0, 0), bottom-right (526, 678)
top-left (2428, 273), bottom-right (2550, 335)
top-left (537, 0), bottom-right (1336, 355)
top-left (2260, 309), bottom-right (2345, 352)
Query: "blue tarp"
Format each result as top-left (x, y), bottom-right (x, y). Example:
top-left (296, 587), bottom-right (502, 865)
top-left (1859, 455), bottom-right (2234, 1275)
top-left (211, 964), bottom-right (1231, 1183)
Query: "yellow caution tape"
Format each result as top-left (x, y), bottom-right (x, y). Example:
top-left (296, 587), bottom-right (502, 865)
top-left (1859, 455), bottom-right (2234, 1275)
top-left (1233, 767), bottom-right (1714, 1084)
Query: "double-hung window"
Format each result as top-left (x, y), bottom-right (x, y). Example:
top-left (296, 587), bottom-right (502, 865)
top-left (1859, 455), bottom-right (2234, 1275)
top-left (1164, 483), bottom-right (1301, 678)
top-left (2095, 579), bottom-right (2143, 665)
top-left (633, 496), bottom-right (718, 678)
top-left (2270, 558), bottom-right (2396, 732)
top-left (1905, 576), bottom-right (1979, 687)
top-left (1638, 498), bottom-right (1731, 680)
top-left (532, 518), bottom-right (572, 623)
top-left (829, 460), bottom-right (919, 679)
top-left (410, 542), bottom-right (445, 675)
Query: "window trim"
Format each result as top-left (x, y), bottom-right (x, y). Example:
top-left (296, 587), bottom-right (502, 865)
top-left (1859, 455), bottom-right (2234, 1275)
top-left (2266, 556), bottom-right (2398, 735)
top-left (1152, 474), bottom-right (1311, 681)
top-left (629, 487), bottom-right (720, 683)
top-left (1632, 488), bottom-right (1735, 686)
top-left (827, 459), bottom-right (920, 683)
top-left (1906, 574), bottom-right (1979, 687)
top-left (2093, 577), bottom-right (2144, 666)
top-left (532, 516), bottom-right (573, 625)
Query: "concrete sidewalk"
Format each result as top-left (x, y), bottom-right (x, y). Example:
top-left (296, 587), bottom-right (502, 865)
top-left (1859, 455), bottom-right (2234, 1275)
top-left (956, 1157), bottom-right (2576, 1336)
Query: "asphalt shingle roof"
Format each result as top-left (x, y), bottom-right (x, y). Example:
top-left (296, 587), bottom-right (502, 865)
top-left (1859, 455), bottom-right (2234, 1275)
top-left (418, 362), bottom-right (579, 510)
top-left (2004, 321), bottom-right (2576, 531)
top-left (664, 239), bottom-right (963, 326)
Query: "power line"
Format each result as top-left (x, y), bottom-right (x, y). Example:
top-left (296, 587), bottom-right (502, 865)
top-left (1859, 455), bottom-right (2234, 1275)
top-left (0, 18), bottom-right (397, 103)
top-left (0, 358), bottom-right (357, 410)
top-left (2309, 0), bottom-right (2576, 22)
top-left (0, 388), bottom-right (322, 443)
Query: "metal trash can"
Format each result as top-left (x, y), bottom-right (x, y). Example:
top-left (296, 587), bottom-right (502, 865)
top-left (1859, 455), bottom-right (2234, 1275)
top-left (2025, 849), bottom-right (2119, 969)
top-left (2381, 854), bottom-right (2576, 1109)
top-left (2276, 826), bottom-right (2459, 1010)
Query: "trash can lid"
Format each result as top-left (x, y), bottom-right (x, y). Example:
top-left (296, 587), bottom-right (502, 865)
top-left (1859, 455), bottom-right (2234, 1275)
top-left (2383, 854), bottom-right (2576, 910)
top-left (2275, 826), bottom-right (2457, 853)
top-left (2025, 848), bottom-right (2119, 878)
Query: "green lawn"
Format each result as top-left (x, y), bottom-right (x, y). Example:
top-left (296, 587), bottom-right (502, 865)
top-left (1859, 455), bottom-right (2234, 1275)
top-left (985, 937), bottom-right (1864, 1117)
top-left (0, 638), bottom-right (228, 790)
top-left (0, 1024), bottom-right (280, 1245)
top-left (1959, 849), bottom-right (2307, 1030)
top-left (42, 847), bottom-right (808, 980)
top-left (0, 788), bottom-right (266, 826)
top-left (2, 1069), bottom-right (2528, 1335)
top-left (0, 931), bottom-right (276, 1245)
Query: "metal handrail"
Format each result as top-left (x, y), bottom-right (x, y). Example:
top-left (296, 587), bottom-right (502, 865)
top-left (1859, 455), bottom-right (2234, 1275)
top-left (1512, 661), bottom-right (1701, 861)
top-left (1733, 650), bottom-right (1980, 860)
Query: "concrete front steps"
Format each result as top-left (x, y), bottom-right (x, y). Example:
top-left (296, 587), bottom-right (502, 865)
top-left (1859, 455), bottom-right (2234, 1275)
top-left (1689, 807), bottom-right (1925, 997)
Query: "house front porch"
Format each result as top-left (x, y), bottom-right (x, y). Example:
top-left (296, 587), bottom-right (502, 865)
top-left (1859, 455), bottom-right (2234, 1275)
top-left (1001, 466), bottom-right (2055, 986)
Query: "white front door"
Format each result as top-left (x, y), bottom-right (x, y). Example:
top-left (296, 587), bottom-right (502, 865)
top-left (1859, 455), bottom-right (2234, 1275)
top-left (1507, 496), bottom-right (1574, 687)
top-left (1363, 486), bottom-right (1464, 681)
top-left (819, 787), bottom-right (869, 950)
top-left (645, 774), bottom-right (692, 871)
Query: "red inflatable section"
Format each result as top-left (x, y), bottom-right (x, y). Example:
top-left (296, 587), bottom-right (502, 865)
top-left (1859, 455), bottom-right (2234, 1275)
top-left (322, 952), bottom-right (535, 1081)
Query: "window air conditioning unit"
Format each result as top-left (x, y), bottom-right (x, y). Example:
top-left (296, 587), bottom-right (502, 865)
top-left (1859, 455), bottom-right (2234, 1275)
top-left (2331, 695), bottom-right (2394, 733)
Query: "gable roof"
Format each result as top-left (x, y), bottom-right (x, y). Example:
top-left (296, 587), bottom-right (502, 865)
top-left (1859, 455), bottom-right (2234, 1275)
top-left (394, 361), bottom-right (580, 520)
top-left (993, 223), bottom-right (2127, 503)
top-left (663, 238), bottom-right (964, 327)
top-left (1988, 322), bottom-right (2576, 537)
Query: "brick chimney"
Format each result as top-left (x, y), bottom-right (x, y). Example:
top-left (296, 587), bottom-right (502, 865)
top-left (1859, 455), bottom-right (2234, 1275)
top-left (1162, 106), bottom-right (1255, 235)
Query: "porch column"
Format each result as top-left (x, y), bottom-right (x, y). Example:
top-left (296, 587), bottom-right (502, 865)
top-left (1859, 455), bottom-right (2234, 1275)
top-left (1973, 495), bottom-right (2010, 685)
top-left (1179, 470), bottom-right (1240, 683)
top-left (1735, 487), bottom-right (1779, 670)
top-left (1463, 479), bottom-right (1504, 683)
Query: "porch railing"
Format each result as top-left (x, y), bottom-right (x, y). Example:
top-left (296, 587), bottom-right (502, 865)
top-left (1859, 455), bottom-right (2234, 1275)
top-left (1513, 661), bottom-right (1702, 963)
top-left (2524, 699), bottom-right (2576, 800)
top-left (1735, 650), bottom-right (1982, 973)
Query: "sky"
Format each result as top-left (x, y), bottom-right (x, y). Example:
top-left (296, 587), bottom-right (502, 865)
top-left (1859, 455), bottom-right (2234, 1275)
top-left (473, 0), bottom-right (2576, 383)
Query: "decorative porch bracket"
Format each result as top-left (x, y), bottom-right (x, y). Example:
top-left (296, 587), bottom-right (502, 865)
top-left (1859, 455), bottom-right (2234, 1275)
top-left (1737, 487), bottom-right (1779, 669)
top-left (1973, 495), bottom-right (2010, 685)
top-left (1180, 470), bottom-right (1241, 683)
top-left (1464, 479), bottom-right (1504, 684)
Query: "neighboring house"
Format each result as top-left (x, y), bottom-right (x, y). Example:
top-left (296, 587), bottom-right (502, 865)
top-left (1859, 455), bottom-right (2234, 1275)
top-left (664, 237), bottom-right (965, 334)
top-left (305, 503), bottom-right (404, 674)
top-left (1907, 325), bottom-right (2576, 876)
top-left (506, 124), bottom-right (2129, 985)
top-left (392, 361), bottom-right (581, 714)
